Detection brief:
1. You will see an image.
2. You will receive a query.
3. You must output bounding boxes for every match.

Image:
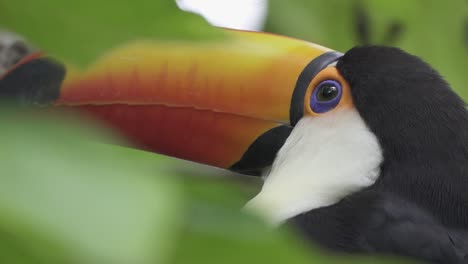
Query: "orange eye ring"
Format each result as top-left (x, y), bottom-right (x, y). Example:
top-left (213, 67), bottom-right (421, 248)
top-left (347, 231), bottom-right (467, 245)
top-left (304, 67), bottom-right (353, 116)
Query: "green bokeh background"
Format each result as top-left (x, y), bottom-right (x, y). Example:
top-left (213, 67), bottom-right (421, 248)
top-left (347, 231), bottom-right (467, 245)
top-left (266, 0), bottom-right (468, 100)
top-left (0, 0), bottom-right (464, 263)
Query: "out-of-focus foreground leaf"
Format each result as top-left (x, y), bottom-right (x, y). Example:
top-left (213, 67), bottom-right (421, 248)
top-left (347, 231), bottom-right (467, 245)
top-left (0, 108), bottom-right (412, 264)
top-left (0, 0), bottom-right (225, 66)
top-left (0, 110), bottom-right (181, 263)
top-left (171, 176), bottom-right (414, 264)
top-left (265, 0), bottom-right (468, 100)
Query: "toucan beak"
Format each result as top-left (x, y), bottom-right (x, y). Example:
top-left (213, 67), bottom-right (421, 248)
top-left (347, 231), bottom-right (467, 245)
top-left (56, 29), bottom-right (343, 175)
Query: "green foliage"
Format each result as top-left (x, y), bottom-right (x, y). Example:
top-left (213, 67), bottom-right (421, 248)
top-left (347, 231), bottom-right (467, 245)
top-left (0, 110), bottom-right (182, 263)
top-left (173, 178), bottom-right (414, 264)
top-left (0, 0), bottom-right (225, 66)
top-left (266, 0), bottom-right (468, 100)
top-left (0, 116), bottom-right (412, 263)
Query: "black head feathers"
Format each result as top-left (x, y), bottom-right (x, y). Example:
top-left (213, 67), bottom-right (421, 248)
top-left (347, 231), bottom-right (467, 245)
top-left (337, 46), bottom-right (467, 160)
top-left (337, 46), bottom-right (468, 227)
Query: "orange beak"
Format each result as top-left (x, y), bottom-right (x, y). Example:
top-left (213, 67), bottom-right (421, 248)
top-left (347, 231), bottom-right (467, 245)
top-left (4, 29), bottom-right (343, 175)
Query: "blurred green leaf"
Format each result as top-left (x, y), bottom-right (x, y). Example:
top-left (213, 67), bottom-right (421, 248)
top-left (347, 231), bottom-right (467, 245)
top-left (0, 110), bottom-right (181, 263)
top-left (172, 177), bottom-right (318, 264)
top-left (0, 0), bottom-right (225, 66)
top-left (0, 110), bottom-right (412, 264)
top-left (169, 177), bottom-right (413, 264)
top-left (265, 0), bottom-right (468, 100)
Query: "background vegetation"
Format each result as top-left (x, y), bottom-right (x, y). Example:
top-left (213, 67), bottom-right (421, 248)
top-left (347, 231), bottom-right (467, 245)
top-left (266, 0), bottom-right (468, 100)
top-left (1, 0), bottom-right (466, 263)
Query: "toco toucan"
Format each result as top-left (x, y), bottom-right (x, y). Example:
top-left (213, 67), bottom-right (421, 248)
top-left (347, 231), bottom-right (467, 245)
top-left (1, 29), bottom-right (467, 264)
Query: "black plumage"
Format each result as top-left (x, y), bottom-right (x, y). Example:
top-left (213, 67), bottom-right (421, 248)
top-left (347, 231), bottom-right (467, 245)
top-left (290, 46), bottom-right (468, 263)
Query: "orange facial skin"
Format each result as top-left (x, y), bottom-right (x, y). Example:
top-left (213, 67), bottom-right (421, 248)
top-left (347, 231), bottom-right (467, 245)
top-left (47, 29), bottom-right (335, 169)
top-left (304, 67), bottom-right (354, 117)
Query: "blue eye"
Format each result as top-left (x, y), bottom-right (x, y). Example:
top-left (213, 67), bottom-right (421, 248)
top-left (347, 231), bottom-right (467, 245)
top-left (310, 80), bottom-right (343, 113)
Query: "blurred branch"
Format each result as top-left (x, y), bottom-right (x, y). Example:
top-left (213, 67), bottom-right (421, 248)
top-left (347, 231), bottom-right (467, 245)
top-left (353, 0), bottom-right (371, 45)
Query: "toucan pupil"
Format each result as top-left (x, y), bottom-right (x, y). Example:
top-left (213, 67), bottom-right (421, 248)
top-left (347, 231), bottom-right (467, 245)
top-left (318, 85), bottom-right (338, 101)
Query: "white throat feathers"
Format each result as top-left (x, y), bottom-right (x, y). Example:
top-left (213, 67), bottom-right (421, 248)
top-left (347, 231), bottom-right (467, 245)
top-left (245, 108), bottom-right (383, 224)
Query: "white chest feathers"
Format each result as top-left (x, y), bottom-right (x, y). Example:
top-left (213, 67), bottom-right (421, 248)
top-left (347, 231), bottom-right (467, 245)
top-left (245, 109), bottom-right (383, 224)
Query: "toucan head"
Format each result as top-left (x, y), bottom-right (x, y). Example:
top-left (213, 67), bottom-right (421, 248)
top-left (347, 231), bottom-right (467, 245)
top-left (4, 29), bottom-right (467, 224)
